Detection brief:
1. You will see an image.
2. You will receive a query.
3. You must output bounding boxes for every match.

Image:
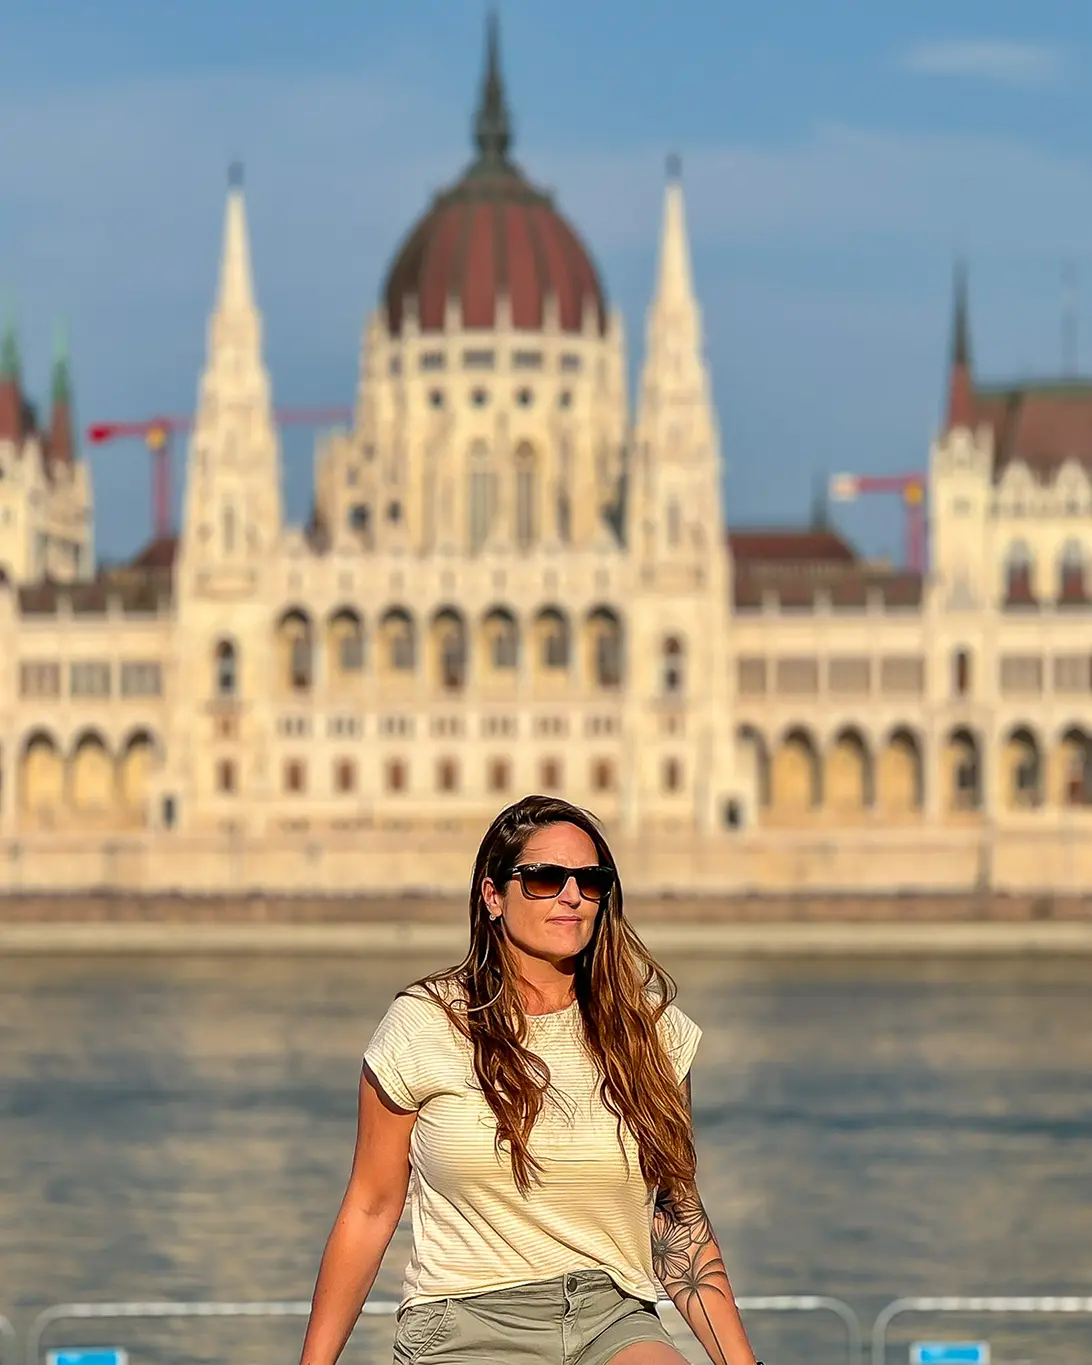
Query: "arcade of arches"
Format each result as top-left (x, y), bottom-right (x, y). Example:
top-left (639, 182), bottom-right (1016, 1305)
top-left (266, 603), bottom-right (625, 695)
top-left (15, 730), bottom-right (160, 831)
top-left (736, 724), bottom-right (1092, 823)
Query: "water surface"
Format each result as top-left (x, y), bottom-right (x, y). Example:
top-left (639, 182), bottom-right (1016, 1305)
top-left (2, 952), bottom-right (1090, 1365)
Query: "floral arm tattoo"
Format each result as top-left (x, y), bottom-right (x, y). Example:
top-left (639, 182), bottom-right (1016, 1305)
top-left (652, 1075), bottom-right (758, 1365)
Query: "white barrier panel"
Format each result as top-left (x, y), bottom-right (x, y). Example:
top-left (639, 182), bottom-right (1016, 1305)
top-left (871, 1295), bottom-right (1092, 1365)
top-left (1, 1315), bottom-right (15, 1365)
top-left (28, 1293), bottom-right (863, 1365)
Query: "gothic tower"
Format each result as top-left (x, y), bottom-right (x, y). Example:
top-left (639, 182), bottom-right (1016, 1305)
top-left (166, 167), bottom-right (286, 836)
top-left (626, 158), bottom-right (740, 835)
top-left (178, 165), bottom-right (283, 594)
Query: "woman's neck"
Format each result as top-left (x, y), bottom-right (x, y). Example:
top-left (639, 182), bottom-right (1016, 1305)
top-left (512, 953), bottom-right (577, 1016)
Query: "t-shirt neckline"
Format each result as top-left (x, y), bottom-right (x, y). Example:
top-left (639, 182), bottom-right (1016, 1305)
top-left (524, 999), bottom-right (579, 1023)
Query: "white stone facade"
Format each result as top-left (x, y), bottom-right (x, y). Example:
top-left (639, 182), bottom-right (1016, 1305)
top-left (1, 126), bottom-right (1091, 897)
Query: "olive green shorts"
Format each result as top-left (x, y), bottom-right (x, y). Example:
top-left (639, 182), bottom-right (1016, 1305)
top-left (392, 1269), bottom-right (675, 1365)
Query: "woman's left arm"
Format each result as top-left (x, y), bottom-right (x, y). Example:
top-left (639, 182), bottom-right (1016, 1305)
top-left (652, 1075), bottom-right (759, 1365)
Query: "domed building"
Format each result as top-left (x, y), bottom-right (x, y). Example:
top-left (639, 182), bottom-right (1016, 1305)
top-left (2, 17), bottom-right (1092, 904)
top-left (316, 15), bottom-right (628, 566)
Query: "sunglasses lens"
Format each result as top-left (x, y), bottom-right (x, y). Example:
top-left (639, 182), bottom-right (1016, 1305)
top-left (519, 866), bottom-right (566, 898)
top-left (577, 868), bottom-right (614, 901)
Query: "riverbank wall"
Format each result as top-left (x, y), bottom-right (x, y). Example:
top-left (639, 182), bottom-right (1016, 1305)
top-left (2, 890), bottom-right (1091, 954)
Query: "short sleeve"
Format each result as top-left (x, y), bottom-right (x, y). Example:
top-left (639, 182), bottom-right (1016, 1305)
top-left (660, 1003), bottom-right (702, 1083)
top-left (363, 991), bottom-right (442, 1111)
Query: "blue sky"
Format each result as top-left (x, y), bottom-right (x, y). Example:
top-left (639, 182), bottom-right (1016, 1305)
top-left (2, 0), bottom-right (1090, 562)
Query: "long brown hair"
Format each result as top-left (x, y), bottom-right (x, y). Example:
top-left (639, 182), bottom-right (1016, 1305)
top-left (406, 795), bottom-right (696, 1195)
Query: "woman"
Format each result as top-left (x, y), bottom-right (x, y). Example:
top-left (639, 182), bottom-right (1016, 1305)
top-left (300, 795), bottom-right (759, 1365)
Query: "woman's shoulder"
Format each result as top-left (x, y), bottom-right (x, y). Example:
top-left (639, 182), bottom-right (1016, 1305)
top-left (652, 996), bottom-right (703, 1079)
top-left (376, 976), bottom-right (469, 1032)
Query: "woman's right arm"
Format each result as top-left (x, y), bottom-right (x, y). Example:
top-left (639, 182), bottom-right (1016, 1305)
top-left (298, 1063), bottom-right (417, 1365)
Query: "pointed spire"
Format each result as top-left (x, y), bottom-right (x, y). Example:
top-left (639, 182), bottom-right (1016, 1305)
top-left (0, 306), bottom-right (23, 441)
top-left (946, 258), bottom-right (976, 431)
top-left (183, 162), bottom-right (282, 570)
top-left (1, 306), bottom-right (20, 380)
top-left (216, 163), bottom-right (256, 314)
top-left (951, 258), bottom-right (971, 369)
top-left (51, 323), bottom-right (71, 403)
top-left (48, 324), bottom-right (75, 465)
top-left (653, 153), bottom-right (697, 313)
top-left (472, 8), bottom-right (512, 169)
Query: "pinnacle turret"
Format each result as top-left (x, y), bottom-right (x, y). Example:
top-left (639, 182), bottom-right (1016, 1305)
top-left (48, 324), bottom-right (74, 464)
top-left (1, 309), bottom-right (20, 381)
top-left (640, 157), bottom-right (705, 402)
top-left (653, 154), bottom-right (698, 316)
top-left (216, 164), bottom-right (257, 316)
top-left (632, 156), bottom-right (722, 562)
top-left (180, 167), bottom-right (282, 576)
top-left (0, 308), bottom-right (24, 442)
top-left (51, 325), bottom-right (71, 403)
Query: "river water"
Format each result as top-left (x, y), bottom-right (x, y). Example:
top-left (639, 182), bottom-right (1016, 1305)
top-left (2, 951), bottom-right (1090, 1365)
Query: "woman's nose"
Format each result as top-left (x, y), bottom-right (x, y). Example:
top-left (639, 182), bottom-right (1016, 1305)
top-left (558, 875), bottom-right (582, 905)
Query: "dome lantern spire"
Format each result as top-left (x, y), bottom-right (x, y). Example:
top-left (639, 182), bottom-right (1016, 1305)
top-left (472, 8), bottom-right (512, 170)
top-left (946, 258), bottom-right (976, 431)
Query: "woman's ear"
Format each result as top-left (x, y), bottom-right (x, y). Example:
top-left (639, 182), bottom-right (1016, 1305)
top-left (481, 877), bottom-right (504, 920)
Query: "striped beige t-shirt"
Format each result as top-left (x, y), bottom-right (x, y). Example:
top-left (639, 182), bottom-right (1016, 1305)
top-left (364, 988), bottom-right (701, 1309)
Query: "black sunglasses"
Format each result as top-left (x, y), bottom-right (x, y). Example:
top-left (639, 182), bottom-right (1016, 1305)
top-left (507, 863), bottom-right (616, 902)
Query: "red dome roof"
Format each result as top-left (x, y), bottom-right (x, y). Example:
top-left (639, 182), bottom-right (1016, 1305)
top-left (382, 17), bottom-right (606, 338)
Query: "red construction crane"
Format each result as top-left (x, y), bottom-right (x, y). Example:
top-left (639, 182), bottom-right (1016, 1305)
top-left (86, 406), bottom-right (353, 542)
top-left (829, 471), bottom-right (928, 574)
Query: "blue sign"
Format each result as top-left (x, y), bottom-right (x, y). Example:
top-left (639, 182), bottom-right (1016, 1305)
top-left (911, 1345), bottom-right (990, 1365)
top-left (47, 1351), bottom-right (128, 1365)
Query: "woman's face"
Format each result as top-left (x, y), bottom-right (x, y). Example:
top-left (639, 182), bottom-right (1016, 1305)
top-left (483, 821), bottom-right (605, 967)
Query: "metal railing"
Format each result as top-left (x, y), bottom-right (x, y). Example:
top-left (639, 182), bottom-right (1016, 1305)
top-left (871, 1294), bottom-right (1092, 1365)
top-left (23, 1293), bottom-right (863, 1365)
top-left (731, 1295), bottom-right (862, 1365)
top-left (17, 1288), bottom-right (1092, 1365)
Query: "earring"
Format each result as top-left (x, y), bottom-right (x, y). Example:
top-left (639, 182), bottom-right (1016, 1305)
top-left (488, 912), bottom-right (501, 922)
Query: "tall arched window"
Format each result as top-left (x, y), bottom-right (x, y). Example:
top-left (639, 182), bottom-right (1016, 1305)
top-left (952, 647), bottom-right (972, 698)
top-left (222, 503), bottom-right (236, 556)
top-left (484, 609), bottom-right (519, 671)
top-left (947, 728), bottom-right (981, 812)
top-left (381, 610), bottom-right (416, 673)
top-left (467, 442), bottom-right (494, 553)
top-left (1059, 540), bottom-right (1086, 602)
top-left (587, 608), bottom-right (623, 689)
top-left (215, 640), bottom-right (237, 697)
top-left (328, 609), bottom-right (364, 678)
top-left (536, 609), bottom-right (570, 671)
top-left (514, 442), bottom-right (537, 551)
top-left (666, 500), bottom-right (681, 548)
top-left (1003, 540), bottom-right (1033, 605)
top-left (432, 610), bottom-right (467, 691)
top-left (557, 436), bottom-right (573, 543)
top-left (662, 636), bottom-right (685, 695)
top-left (1060, 728), bottom-right (1092, 806)
top-left (275, 610), bottom-right (314, 693)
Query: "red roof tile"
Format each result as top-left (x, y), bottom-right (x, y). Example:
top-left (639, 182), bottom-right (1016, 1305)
top-left (384, 168), bottom-right (606, 337)
top-left (727, 528), bottom-right (858, 565)
top-left (970, 382), bottom-right (1092, 478)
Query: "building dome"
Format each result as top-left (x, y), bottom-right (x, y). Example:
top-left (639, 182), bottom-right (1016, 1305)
top-left (382, 17), bottom-right (607, 338)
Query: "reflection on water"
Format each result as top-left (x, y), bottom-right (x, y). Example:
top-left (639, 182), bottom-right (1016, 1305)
top-left (2, 952), bottom-right (1091, 1365)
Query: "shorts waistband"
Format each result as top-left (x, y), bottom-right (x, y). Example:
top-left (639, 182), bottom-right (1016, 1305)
top-left (462, 1269), bottom-right (617, 1305)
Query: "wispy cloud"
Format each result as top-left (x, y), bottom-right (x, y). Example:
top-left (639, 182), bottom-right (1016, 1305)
top-left (900, 40), bottom-right (1071, 89)
top-left (544, 124), bottom-right (1092, 257)
top-left (3, 59), bottom-right (1090, 555)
